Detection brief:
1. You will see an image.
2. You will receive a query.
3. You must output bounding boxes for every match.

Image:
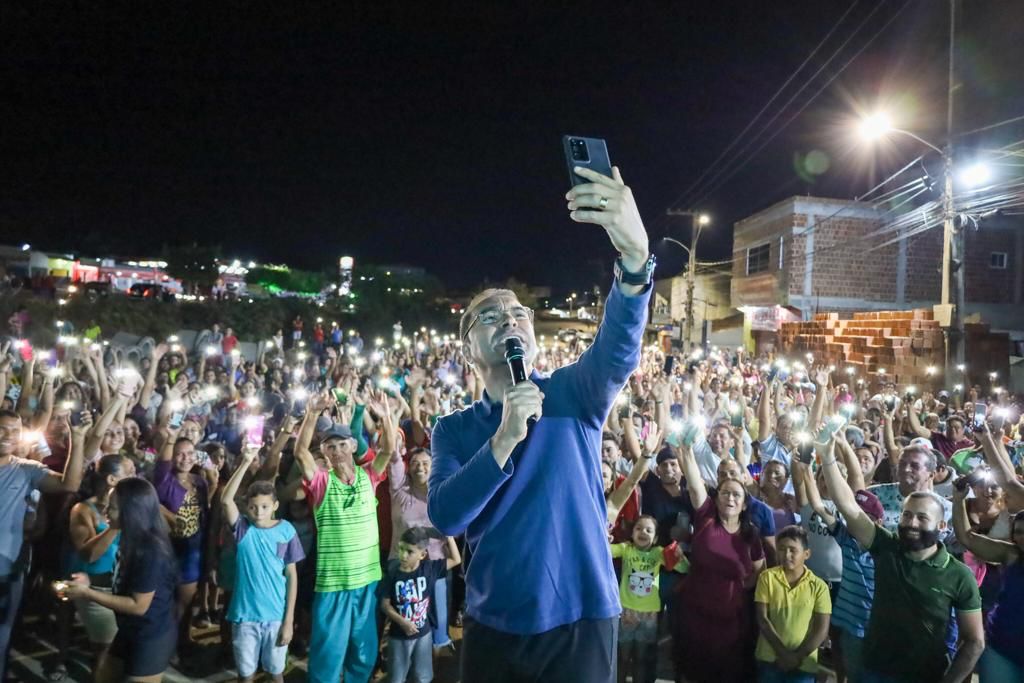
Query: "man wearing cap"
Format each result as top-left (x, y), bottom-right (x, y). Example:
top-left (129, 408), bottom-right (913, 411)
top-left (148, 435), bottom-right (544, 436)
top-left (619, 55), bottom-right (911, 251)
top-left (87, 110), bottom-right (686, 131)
top-left (428, 166), bottom-right (652, 683)
top-left (817, 439), bottom-right (984, 683)
top-left (293, 394), bottom-right (395, 683)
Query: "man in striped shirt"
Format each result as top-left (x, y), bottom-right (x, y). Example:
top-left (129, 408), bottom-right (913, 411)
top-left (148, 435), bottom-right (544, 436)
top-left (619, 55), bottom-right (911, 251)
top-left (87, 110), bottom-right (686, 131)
top-left (294, 392), bottom-right (395, 683)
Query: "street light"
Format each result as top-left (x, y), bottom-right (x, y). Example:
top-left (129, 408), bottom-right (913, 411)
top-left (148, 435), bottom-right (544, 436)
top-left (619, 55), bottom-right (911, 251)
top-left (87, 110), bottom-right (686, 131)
top-left (959, 162), bottom-right (992, 188)
top-left (857, 110), bottom-right (961, 368)
top-left (662, 212), bottom-right (711, 351)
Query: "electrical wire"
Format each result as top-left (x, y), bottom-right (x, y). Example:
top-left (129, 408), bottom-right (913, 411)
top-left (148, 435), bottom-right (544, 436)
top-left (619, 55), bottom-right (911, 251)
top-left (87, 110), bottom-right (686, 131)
top-left (689, 0), bottom-right (911, 208)
top-left (671, 0), bottom-right (863, 209)
top-left (682, 1), bottom-right (887, 208)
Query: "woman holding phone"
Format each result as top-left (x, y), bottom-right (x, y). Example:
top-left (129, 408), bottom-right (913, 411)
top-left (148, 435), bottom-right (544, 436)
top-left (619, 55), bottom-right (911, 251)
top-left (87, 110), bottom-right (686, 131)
top-left (65, 477), bottom-right (178, 682)
top-left (153, 427), bottom-right (217, 660)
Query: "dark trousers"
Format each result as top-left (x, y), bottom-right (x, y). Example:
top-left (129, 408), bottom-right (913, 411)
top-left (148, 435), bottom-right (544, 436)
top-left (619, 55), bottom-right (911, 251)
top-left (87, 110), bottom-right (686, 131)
top-left (461, 616), bottom-right (617, 683)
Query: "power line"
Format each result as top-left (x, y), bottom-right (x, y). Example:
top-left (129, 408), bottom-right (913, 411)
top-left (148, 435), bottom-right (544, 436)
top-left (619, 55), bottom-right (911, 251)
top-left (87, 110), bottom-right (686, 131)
top-left (691, 0), bottom-right (912, 208)
top-left (671, 0), bottom-right (862, 208)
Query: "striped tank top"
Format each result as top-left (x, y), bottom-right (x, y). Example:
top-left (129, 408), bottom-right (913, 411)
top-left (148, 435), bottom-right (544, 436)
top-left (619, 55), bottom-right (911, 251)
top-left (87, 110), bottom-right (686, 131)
top-left (313, 468), bottom-right (381, 592)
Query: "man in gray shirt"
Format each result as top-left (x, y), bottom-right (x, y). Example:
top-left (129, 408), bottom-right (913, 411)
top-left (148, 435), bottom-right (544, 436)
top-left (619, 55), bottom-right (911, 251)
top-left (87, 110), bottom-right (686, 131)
top-left (0, 409), bottom-right (87, 679)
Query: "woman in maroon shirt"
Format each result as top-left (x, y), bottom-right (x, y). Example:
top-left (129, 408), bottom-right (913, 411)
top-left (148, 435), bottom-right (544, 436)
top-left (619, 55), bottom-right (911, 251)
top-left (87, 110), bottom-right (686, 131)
top-left (673, 441), bottom-right (766, 683)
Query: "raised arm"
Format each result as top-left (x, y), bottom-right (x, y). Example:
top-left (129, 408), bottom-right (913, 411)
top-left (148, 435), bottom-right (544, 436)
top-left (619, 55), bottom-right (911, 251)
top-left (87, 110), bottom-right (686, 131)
top-left (293, 393), bottom-right (329, 482)
top-left (835, 430), bottom-right (866, 493)
top-left (221, 447), bottom-right (258, 528)
top-left (138, 343), bottom-right (168, 414)
top-left (368, 388), bottom-right (398, 475)
top-left (37, 412), bottom-right (90, 494)
top-left (757, 380), bottom-right (772, 443)
top-left (444, 535), bottom-right (462, 570)
top-left (907, 402), bottom-right (932, 439)
top-left (818, 437), bottom-right (876, 549)
top-left (882, 409), bottom-right (902, 475)
top-left (809, 366), bottom-right (830, 429)
top-left (676, 442), bottom-right (708, 510)
top-left (794, 460), bottom-right (836, 528)
top-left (608, 431), bottom-right (659, 521)
top-left (979, 426), bottom-right (1024, 511)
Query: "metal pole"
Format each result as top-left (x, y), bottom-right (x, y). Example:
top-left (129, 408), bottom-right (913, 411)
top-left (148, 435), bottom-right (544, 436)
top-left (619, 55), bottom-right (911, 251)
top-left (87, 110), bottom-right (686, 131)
top-left (685, 216), bottom-right (702, 352)
top-left (947, 0), bottom-right (965, 366)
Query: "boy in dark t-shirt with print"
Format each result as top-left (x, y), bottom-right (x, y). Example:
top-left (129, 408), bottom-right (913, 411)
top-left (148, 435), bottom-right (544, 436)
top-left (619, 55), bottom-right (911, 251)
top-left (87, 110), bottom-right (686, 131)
top-left (379, 527), bottom-right (461, 683)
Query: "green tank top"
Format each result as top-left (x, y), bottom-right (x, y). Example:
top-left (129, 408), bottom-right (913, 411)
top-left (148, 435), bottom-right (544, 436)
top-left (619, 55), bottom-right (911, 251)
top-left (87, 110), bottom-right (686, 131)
top-left (313, 468), bottom-right (381, 592)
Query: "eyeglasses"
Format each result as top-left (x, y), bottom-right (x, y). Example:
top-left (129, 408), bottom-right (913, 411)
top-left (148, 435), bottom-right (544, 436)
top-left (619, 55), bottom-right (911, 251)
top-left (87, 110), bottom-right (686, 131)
top-left (463, 305), bottom-right (534, 339)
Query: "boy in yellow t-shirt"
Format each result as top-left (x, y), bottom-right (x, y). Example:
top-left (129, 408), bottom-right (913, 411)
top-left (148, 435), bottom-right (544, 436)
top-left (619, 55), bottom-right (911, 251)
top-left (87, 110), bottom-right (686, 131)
top-left (609, 514), bottom-right (687, 683)
top-left (754, 525), bottom-right (832, 682)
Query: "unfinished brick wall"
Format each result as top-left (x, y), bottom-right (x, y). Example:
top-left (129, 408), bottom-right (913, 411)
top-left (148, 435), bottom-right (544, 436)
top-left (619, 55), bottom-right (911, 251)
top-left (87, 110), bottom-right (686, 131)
top-left (781, 310), bottom-right (941, 386)
top-left (781, 309), bottom-right (1010, 388)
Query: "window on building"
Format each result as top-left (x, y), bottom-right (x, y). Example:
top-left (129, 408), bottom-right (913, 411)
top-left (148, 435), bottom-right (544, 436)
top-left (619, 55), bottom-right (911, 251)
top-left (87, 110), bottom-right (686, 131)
top-left (746, 243), bottom-right (771, 275)
top-left (990, 252), bottom-right (1008, 269)
top-left (778, 237), bottom-right (784, 269)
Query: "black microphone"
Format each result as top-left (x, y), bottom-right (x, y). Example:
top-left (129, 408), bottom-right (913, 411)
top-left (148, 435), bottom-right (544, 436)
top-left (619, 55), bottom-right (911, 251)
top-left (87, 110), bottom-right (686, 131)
top-left (504, 337), bottom-right (528, 385)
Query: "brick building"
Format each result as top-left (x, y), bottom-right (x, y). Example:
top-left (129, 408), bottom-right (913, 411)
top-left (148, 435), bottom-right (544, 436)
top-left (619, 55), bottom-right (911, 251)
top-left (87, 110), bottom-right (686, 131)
top-left (730, 195), bottom-right (1024, 351)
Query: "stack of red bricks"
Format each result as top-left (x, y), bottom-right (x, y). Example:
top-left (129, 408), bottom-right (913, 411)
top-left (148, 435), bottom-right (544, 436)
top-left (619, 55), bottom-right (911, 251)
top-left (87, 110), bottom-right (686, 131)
top-left (780, 309), bottom-right (943, 387)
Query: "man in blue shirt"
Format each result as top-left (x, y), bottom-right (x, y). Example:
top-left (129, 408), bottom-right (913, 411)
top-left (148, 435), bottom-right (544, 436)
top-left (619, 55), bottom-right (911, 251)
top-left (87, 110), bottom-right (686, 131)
top-left (428, 166), bottom-right (653, 683)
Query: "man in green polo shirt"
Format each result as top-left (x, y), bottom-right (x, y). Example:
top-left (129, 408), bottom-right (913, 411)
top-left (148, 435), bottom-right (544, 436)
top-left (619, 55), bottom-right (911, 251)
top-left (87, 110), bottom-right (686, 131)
top-left (294, 392), bottom-right (396, 683)
top-left (817, 437), bottom-right (983, 683)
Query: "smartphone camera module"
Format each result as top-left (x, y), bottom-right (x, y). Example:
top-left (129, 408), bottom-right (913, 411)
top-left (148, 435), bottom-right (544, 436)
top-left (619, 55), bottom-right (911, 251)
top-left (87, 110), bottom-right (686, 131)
top-left (569, 138), bottom-right (590, 163)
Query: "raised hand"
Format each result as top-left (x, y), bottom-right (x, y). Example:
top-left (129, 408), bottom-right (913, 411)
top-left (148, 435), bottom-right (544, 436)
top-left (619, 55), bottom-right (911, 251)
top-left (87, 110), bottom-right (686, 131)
top-left (566, 167), bottom-right (649, 270)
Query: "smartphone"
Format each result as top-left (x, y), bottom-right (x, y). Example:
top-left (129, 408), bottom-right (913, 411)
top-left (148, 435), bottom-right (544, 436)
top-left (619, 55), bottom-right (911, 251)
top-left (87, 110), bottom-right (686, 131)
top-left (663, 355), bottom-right (676, 376)
top-left (169, 410), bottom-right (185, 430)
top-left (817, 415), bottom-right (847, 442)
top-left (973, 402), bottom-right (987, 431)
top-left (70, 410), bottom-right (87, 427)
top-left (729, 403), bottom-right (744, 428)
top-left (245, 415), bottom-right (266, 448)
top-left (797, 442), bottom-right (816, 465)
top-left (563, 135), bottom-right (613, 188)
top-left (331, 388), bottom-right (348, 405)
top-left (884, 396), bottom-right (897, 412)
top-left (291, 398), bottom-right (307, 419)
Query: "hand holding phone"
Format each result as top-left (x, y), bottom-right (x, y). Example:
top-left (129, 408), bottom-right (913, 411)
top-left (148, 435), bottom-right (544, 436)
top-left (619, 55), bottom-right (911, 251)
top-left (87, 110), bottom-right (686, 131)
top-left (563, 136), bottom-right (613, 188)
top-left (244, 415), bottom-right (266, 448)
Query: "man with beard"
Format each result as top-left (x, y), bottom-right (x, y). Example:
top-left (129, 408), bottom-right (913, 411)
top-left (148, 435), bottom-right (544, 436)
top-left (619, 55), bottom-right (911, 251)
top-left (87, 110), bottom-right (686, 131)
top-left (818, 437), bottom-right (983, 683)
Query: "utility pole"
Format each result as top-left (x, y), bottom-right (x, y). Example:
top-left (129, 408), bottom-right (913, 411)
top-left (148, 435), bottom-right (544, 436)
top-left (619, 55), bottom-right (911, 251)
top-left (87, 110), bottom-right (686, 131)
top-left (666, 209), bottom-right (710, 351)
top-left (942, 0), bottom-right (965, 369)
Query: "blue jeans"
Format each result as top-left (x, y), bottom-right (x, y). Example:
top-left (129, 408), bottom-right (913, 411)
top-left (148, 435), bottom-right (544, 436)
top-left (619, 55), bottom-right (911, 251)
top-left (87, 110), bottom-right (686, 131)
top-left (309, 583), bottom-right (378, 683)
top-left (432, 573), bottom-right (452, 647)
top-left (757, 661), bottom-right (816, 683)
top-left (978, 646), bottom-right (1024, 683)
top-left (388, 632), bottom-right (433, 683)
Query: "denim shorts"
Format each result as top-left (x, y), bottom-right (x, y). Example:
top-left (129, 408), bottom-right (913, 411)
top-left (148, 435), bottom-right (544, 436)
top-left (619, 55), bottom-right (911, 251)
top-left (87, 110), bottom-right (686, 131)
top-left (232, 621), bottom-right (287, 677)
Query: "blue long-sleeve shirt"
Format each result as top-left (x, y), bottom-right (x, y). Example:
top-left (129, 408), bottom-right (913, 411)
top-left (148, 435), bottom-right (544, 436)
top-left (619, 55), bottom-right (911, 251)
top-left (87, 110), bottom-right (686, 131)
top-left (428, 279), bottom-right (651, 634)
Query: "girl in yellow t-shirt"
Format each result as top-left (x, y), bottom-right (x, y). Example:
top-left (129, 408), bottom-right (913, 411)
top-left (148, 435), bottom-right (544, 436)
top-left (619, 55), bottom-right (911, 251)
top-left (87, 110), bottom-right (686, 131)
top-left (609, 514), bottom-right (688, 683)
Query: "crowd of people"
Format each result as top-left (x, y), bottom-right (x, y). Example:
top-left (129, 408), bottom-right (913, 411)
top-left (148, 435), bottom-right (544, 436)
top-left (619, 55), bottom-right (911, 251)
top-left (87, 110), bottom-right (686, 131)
top-left (0, 310), bottom-right (1021, 682)
top-left (1, 273), bottom-right (1023, 682)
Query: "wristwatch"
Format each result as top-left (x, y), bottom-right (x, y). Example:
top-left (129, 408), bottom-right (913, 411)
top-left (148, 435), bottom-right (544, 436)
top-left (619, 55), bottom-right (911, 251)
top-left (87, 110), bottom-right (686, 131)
top-left (614, 254), bottom-right (656, 286)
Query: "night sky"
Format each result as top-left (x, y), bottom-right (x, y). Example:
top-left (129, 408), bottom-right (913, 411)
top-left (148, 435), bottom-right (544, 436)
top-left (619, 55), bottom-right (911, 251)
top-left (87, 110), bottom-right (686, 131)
top-left (3, 2), bottom-right (1022, 290)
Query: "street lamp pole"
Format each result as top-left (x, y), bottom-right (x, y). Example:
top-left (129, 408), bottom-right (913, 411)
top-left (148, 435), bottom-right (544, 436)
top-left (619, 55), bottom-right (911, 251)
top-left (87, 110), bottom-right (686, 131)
top-left (666, 210), bottom-right (710, 351)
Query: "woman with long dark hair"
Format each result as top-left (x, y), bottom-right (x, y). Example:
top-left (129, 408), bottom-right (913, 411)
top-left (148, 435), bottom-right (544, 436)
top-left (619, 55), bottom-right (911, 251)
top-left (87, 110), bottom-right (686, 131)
top-left (673, 442), bottom-right (766, 683)
top-left (65, 477), bottom-right (177, 682)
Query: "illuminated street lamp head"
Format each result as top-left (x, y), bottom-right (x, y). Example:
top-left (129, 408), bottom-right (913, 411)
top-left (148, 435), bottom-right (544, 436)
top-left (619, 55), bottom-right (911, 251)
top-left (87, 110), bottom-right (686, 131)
top-left (959, 162), bottom-right (992, 188)
top-left (697, 214), bottom-right (711, 226)
top-left (858, 112), bottom-right (893, 141)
